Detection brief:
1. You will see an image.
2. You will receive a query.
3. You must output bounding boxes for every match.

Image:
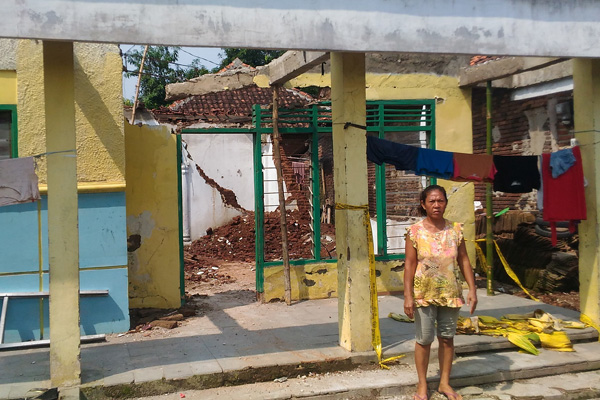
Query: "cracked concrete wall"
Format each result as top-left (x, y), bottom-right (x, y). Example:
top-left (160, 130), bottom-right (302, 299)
top-left (126, 121), bottom-right (181, 308)
top-left (182, 133), bottom-right (254, 241)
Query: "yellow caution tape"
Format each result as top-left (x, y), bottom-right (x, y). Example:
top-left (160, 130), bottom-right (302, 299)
top-left (581, 313), bottom-right (600, 341)
top-left (336, 203), bottom-right (405, 369)
top-left (473, 239), bottom-right (539, 302)
top-left (474, 242), bottom-right (489, 275)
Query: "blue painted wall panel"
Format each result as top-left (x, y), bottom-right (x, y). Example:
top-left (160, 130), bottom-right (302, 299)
top-left (1, 270), bottom-right (130, 343)
top-left (78, 192), bottom-right (127, 269)
top-left (0, 201), bottom-right (40, 273)
top-left (0, 274), bottom-right (46, 343)
top-left (79, 268), bottom-right (130, 335)
top-left (1, 191), bottom-right (130, 343)
top-left (40, 192), bottom-right (127, 269)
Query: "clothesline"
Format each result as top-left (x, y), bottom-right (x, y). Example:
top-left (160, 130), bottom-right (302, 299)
top-left (366, 135), bottom-right (587, 245)
top-left (32, 149), bottom-right (76, 158)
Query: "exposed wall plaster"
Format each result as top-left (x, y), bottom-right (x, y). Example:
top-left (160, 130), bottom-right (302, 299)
top-left (184, 145), bottom-right (247, 213)
top-left (492, 125), bottom-right (501, 143)
top-left (521, 107), bottom-right (551, 155)
top-left (126, 210), bottom-right (156, 285)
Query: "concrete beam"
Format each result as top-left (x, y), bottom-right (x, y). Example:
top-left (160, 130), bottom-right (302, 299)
top-left (268, 51), bottom-right (329, 86)
top-left (3, 1), bottom-right (600, 58)
top-left (460, 57), bottom-right (565, 87)
top-left (492, 60), bottom-right (573, 89)
top-left (165, 67), bottom-right (260, 102)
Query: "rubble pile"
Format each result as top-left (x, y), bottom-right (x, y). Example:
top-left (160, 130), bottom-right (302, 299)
top-left (186, 210), bottom-right (336, 265)
top-left (128, 302), bottom-right (199, 332)
top-left (184, 254), bottom-right (236, 285)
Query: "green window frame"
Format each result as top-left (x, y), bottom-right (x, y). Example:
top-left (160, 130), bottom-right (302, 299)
top-left (0, 105), bottom-right (18, 159)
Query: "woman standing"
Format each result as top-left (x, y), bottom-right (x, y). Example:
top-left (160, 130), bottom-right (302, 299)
top-left (404, 185), bottom-right (478, 400)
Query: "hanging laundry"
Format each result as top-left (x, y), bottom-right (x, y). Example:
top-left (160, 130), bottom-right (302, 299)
top-left (549, 148), bottom-right (576, 178)
top-left (452, 152), bottom-right (497, 182)
top-left (0, 157), bottom-right (41, 207)
top-left (493, 155), bottom-right (540, 193)
top-left (542, 146), bottom-right (586, 245)
top-left (366, 135), bottom-right (418, 171)
top-left (415, 147), bottom-right (454, 179)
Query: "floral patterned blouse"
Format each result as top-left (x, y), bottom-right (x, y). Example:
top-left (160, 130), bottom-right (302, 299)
top-left (405, 219), bottom-right (465, 308)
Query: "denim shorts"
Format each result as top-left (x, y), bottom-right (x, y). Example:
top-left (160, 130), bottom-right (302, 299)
top-left (414, 305), bottom-right (460, 345)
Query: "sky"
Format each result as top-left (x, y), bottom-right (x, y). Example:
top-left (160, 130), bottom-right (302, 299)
top-left (120, 45), bottom-right (223, 101)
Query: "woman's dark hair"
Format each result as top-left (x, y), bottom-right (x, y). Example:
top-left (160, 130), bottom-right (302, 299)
top-left (418, 184), bottom-right (448, 216)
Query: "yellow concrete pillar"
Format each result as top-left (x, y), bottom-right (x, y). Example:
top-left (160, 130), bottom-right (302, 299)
top-left (331, 52), bottom-right (371, 352)
top-left (573, 59), bottom-right (600, 326)
top-left (43, 41), bottom-right (81, 389)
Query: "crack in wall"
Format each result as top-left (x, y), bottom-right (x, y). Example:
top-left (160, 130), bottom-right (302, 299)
top-left (184, 145), bottom-right (248, 213)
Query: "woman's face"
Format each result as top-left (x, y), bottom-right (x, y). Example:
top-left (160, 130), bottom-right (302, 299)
top-left (421, 189), bottom-right (447, 218)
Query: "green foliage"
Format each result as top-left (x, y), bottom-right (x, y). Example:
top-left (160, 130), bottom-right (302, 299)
top-left (216, 48), bottom-right (285, 71)
top-left (125, 46), bottom-right (209, 109)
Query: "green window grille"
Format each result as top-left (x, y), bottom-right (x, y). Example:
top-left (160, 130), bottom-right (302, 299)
top-left (0, 105), bottom-right (18, 160)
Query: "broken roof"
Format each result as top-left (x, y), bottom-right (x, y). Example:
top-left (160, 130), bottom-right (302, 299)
top-left (153, 86), bottom-right (314, 127)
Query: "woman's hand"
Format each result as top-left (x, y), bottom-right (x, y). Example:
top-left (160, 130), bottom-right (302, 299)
top-left (404, 296), bottom-right (415, 319)
top-left (467, 288), bottom-right (478, 315)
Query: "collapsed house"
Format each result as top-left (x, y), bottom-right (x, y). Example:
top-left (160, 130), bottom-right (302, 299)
top-left (145, 53), bottom-right (476, 302)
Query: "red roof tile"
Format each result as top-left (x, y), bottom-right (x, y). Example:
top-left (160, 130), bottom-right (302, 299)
top-left (153, 86), bottom-right (314, 126)
top-left (469, 55), bottom-right (503, 66)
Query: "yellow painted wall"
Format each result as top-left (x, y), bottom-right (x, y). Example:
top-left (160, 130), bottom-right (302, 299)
top-left (263, 260), bottom-right (405, 302)
top-left (0, 71), bottom-right (16, 104)
top-left (125, 121), bottom-right (181, 308)
top-left (16, 39), bottom-right (124, 184)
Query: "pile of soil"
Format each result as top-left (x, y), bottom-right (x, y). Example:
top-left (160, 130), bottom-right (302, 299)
top-left (186, 210), bottom-right (336, 265)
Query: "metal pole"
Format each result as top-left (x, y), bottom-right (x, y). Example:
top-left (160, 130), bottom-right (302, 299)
top-left (485, 81), bottom-right (495, 296)
top-left (271, 86), bottom-right (292, 305)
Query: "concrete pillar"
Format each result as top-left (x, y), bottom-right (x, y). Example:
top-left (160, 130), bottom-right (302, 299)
top-left (573, 59), bottom-right (600, 326)
top-left (331, 52), bottom-right (371, 352)
top-left (43, 41), bottom-right (81, 390)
